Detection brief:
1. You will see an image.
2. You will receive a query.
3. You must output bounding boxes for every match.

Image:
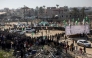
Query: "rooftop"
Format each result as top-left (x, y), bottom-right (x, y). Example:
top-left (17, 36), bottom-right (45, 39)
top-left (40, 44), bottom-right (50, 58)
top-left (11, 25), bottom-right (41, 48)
top-left (0, 12), bottom-right (6, 15)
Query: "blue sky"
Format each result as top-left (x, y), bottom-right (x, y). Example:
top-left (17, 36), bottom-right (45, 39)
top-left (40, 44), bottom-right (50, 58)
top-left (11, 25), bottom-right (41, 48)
top-left (0, 0), bottom-right (92, 9)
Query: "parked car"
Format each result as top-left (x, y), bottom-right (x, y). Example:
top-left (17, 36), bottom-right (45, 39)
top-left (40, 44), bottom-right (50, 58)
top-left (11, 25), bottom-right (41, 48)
top-left (9, 29), bottom-right (16, 33)
top-left (77, 39), bottom-right (91, 48)
top-left (9, 30), bottom-right (25, 35)
top-left (15, 30), bottom-right (25, 35)
top-left (25, 28), bottom-right (35, 33)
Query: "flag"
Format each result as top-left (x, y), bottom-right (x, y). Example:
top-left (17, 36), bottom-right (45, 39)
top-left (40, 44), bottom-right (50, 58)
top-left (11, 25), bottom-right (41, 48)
top-left (82, 19), bottom-right (85, 25)
top-left (22, 28), bottom-right (24, 31)
top-left (75, 21), bottom-right (78, 25)
top-left (86, 16), bottom-right (88, 20)
top-left (32, 32), bottom-right (34, 37)
top-left (78, 18), bottom-right (80, 24)
top-left (72, 18), bottom-right (74, 25)
top-left (63, 20), bottom-right (66, 23)
top-left (78, 18), bottom-right (79, 21)
top-left (63, 20), bottom-right (66, 25)
top-left (72, 18), bottom-right (74, 22)
top-left (65, 22), bottom-right (68, 26)
top-left (85, 16), bottom-right (90, 24)
top-left (68, 19), bottom-right (70, 26)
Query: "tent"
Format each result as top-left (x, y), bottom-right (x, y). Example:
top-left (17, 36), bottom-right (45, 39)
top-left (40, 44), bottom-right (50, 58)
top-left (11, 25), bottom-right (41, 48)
top-left (39, 21), bottom-right (49, 26)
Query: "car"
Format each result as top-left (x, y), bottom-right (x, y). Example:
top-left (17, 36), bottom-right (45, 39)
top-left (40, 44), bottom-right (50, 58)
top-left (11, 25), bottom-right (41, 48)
top-left (77, 39), bottom-right (91, 48)
top-left (24, 28), bottom-right (35, 33)
top-left (15, 30), bottom-right (25, 35)
top-left (9, 30), bottom-right (25, 35)
top-left (9, 29), bottom-right (17, 33)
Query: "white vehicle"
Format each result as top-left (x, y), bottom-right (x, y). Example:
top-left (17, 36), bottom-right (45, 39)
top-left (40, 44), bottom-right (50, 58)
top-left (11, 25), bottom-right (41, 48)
top-left (9, 30), bottom-right (25, 35)
top-left (15, 30), bottom-right (25, 35)
top-left (25, 28), bottom-right (35, 33)
top-left (77, 39), bottom-right (91, 48)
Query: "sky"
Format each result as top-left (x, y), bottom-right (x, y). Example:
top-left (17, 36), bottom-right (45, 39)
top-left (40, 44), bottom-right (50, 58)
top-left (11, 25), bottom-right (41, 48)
top-left (0, 0), bottom-right (92, 9)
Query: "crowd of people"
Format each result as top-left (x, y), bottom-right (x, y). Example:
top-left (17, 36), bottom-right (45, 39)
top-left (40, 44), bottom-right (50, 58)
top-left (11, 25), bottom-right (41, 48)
top-left (0, 29), bottom-right (87, 58)
top-left (0, 30), bottom-right (65, 58)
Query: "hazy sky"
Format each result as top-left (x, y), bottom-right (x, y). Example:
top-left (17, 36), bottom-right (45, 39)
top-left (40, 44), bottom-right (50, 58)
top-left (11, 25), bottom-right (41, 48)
top-left (0, 0), bottom-right (92, 9)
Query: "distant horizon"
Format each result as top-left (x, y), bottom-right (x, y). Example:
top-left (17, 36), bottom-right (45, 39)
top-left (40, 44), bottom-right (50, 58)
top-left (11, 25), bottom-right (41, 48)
top-left (0, 6), bottom-right (92, 10)
top-left (0, 0), bottom-right (92, 9)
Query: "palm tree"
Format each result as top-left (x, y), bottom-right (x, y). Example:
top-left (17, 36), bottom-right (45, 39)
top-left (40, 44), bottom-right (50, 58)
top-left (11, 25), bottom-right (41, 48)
top-left (80, 7), bottom-right (86, 19)
top-left (43, 5), bottom-right (46, 18)
top-left (56, 4), bottom-right (59, 8)
top-left (35, 6), bottom-right (39, 16)
top-left (43, 5), bottom-right (45, 9)
top-left (39, 7), bottom-right (44, 14)
top-left (39, 6), bottom-right (44, 18)
top-left (71, 8), bottom-right (79, 19)
top-left (56, 4), bottom-right (60, 20)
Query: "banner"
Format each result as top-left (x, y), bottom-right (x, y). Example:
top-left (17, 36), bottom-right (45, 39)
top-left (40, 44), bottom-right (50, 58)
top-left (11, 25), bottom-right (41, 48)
top-left (65, 25), bottom-right (90, 35)
top-left (85, 24), bottom-right (90, 34)
top-left (65, 26), bottom-right (71, 35)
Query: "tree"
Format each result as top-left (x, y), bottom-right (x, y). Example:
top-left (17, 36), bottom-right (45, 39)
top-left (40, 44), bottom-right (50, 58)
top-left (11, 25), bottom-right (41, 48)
top-left (80, 7), bottom-right (86, 19)
top-left (71, 8), bottom-right (79, 19)
top-left (39, 7), bottom-right (44, 15)
top-left (56, 4), bottom-right (59, 8)
top-left (43, 5), bottom-right (45, 9)
top-left (35, 6), bottom-right (39, 16)
top-left (56, 4), bottom-right (60, 20)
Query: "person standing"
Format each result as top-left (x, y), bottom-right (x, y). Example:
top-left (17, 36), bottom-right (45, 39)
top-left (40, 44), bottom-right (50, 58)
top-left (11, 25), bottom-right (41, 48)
top-left (80, 47), bottom-right (82, 54)
top-left (65, 46), bottom-right (67, 53)
top-left (70, 43), bottom-right (73, 51)
top-left (75, 45), bottom-right (78, 51)
top-left (21, 49), bottom-right (24, 58)
top-left (83, 46), bottom-right (86, 53)
top-left (67, 44), bottom-right (69, 50)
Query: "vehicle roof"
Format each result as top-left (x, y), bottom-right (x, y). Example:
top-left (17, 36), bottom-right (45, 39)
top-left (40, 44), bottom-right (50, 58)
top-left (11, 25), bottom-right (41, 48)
top-left (26, 28), bottom-right (31, 29)
top-left (77, 39), bottom-right (86, 41)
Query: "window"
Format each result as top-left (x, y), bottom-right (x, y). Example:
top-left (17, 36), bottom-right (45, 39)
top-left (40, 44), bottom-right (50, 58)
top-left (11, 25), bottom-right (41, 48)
top-left (62, 15), bottom-right (63, 17)
top-left (83, 41), bottom-right (88, 43)
top-left (66, 15), bottom-right (68, 17)
top-left (60, 16), bottom-right (61, 18)
top-left (70, 15), bottom-right (71, 17)
top-left (79, 41), bottom-right (83, 43)
top-left (64, 9), bottom-right (67, 12)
